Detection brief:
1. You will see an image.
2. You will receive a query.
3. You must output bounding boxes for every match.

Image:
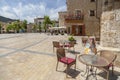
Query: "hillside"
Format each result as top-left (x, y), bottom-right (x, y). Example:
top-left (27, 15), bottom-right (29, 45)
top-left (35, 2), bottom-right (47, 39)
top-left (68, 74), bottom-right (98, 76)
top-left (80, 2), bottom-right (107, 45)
top-left (0, 16), bottom-right (16, 22)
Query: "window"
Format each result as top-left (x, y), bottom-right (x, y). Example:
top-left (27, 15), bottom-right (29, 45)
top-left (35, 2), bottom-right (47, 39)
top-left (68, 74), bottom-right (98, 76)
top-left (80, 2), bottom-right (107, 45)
top-left (104, 0), bottom-right (108, 5)
top-left (89, 10), bottom-right (95, 16)
top-left (90, 0), bottom-right (95, 2)
top-left (75, 10), bottom-right (82, 19)
top-left (75, 10), bottom-right (81, 16)
top-left (76, 10), bottom-right (81, 14)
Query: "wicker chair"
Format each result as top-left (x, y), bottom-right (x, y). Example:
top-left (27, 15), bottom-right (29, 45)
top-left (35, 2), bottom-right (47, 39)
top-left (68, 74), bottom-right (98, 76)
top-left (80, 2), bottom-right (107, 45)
top-left (56, 48), bottom-right (76, 77)
top-left (53, 41), bottom-right (61, 52)
top-left (97, 50), bottom-right (117, 80)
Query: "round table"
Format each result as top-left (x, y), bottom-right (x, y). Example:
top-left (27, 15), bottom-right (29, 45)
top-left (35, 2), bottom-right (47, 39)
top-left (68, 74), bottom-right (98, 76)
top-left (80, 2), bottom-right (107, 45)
top-left (78, 54), bottom-right (109, 67)
top-left (78, 54), bottom-right (109, 80)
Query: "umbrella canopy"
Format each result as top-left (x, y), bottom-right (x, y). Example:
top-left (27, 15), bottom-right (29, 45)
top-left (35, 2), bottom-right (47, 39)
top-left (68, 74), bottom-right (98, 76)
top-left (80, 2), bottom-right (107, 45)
top-left (49, 26), bottom-right (66, 30)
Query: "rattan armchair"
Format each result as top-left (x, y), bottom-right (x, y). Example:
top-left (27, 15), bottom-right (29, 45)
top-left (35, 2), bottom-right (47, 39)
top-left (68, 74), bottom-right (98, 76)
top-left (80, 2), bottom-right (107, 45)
top-left (97, 50), bottom-right (117, 80)
top-left (53, 41), bottom-right (61, 52)
top-left (56, 48), bottom-right (77, 77)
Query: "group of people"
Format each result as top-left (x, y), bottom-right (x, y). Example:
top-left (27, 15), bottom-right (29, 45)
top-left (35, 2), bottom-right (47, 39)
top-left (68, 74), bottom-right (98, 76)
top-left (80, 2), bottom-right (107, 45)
top-left (84, 38), bottom-right (97, 54)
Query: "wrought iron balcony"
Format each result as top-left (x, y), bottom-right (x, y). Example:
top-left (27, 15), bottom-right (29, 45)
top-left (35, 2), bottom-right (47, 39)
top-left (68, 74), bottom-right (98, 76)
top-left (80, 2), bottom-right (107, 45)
top-left (64, 14), bottom-right (84, 23)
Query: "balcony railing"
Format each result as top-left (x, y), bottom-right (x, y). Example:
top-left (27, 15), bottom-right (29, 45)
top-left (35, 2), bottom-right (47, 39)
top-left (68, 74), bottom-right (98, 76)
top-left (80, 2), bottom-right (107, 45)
top-left (64, 14), bottom-right (84, 20)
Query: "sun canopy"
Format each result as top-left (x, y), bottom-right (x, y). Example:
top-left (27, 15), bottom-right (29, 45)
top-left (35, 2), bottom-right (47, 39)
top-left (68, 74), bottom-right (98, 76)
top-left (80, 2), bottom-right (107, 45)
top-left (49, 26), bottom-right (66, 30)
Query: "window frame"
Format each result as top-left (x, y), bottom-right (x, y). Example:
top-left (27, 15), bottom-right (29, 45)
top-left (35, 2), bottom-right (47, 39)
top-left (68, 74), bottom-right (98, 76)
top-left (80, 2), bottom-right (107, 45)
top-left (90, 0), bottom-right (96, 2)
top-left (89, 10), bottom-right (95, 16)
top-left (75, 9), bottom-right (82, 15)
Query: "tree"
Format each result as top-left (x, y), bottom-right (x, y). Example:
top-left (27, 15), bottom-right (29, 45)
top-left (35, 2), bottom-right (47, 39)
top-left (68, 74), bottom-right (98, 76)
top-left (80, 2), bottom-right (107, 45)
top-left (43, 15), bottom-right (52, 32)
top-left (12, 21), bottom-right (20, 33)
top-left (6, 24), bottom-right (13, 33)
top-left (6, 21), bottom-right (20, 33)
top-left (21, 20), bottom-right (27, 32)
top-left (33, 24), bottom-right (37, 32)
top-left (51, 20), bottom-right (56, 27)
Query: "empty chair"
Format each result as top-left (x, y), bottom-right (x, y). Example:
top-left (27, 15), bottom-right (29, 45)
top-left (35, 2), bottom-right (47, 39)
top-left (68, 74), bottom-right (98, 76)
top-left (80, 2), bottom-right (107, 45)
top-left (53, 41), bottom-right (61, 52)
top-left (97, 50), bottom-right (117, 80)
top-left (99, 50), bottom-right (117, 74)
top-left (56, 48), bottom-right (76, 77)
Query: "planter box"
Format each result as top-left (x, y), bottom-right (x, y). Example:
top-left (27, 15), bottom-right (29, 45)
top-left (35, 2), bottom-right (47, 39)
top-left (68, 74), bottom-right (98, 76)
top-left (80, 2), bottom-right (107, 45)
top-left (69, 40), bottom-right (77, 44)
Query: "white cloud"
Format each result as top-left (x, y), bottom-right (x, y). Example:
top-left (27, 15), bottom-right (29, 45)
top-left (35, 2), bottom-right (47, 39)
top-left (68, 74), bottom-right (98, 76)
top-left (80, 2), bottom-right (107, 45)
top-left (0, 6), bottom-right (17, 19)
top-left (0, 2), bottom-right (66, 23)
top-left (1, 6), bottom-right (9, 11)
top-left (48, 6), bottom-right (66, 20)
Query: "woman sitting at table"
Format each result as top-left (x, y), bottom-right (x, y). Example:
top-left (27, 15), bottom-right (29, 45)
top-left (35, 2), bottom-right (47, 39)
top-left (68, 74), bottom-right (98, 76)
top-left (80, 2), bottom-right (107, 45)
top-left (84, 38), bottom-right (96, 54)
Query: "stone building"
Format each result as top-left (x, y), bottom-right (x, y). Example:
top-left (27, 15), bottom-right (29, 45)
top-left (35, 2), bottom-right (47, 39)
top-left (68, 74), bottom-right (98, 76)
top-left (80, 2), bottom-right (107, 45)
top-left (101, 9), bottom-right (120, 49)
top-left (63, 0), bottom-right (103, 36)
top-left (34, 18), bottom-right (44, 27)
top-left (27, 23), bottom-right (34, 33)
top-left (59, 0), bottom-right (120, 37)
top-left (58, 11), bottom-right (67, 27)
top-left (0, 22), bottom-right (6, 33)
top-left (100, 0), bottom-right (120, 67)
top-left (102, 0), bottom-right (120, 11)
top-left (100, 0), bottom-right (120, 49)
top-left (34, 17), bottom-right (44, 32)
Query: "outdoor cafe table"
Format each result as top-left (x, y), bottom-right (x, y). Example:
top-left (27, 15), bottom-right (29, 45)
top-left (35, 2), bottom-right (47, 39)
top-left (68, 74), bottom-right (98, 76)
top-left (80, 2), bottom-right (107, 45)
top-left (78, 54), bottom-right (109, 79)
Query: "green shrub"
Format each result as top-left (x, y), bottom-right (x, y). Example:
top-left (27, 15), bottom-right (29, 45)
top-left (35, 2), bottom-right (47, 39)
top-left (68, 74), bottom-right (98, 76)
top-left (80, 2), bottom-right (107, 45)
top-left (68, 36), bottom-right (75, 41)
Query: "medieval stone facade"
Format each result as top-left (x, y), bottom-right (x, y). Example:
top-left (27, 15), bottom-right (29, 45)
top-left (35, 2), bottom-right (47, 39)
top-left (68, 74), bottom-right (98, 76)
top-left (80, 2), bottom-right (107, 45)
top-left (61, 0), bottom-right (103, 36)
top-left (101, 9), bottom-right (120, 49)
top-left (58, 11), bottom-right (67, 27)
top-left (100, 0), bottom-right (120, 49)
top-left (59, 0), bottom-right (120, 37)
top-left (102, 0), bottom-right (120, 11)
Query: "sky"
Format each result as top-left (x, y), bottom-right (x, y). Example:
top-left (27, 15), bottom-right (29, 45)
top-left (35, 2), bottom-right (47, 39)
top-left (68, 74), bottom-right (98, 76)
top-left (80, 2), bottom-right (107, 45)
top-left (0, 0), bottom-right (66, 23)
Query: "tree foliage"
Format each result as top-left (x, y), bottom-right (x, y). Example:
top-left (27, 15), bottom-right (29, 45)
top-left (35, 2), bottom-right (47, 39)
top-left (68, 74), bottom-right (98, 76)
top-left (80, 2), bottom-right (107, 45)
top-left (43, 15), bottom-right (52, 32)
top-left (6, 20), bottom-right (28, 33)
top-left (6, 23), bottom-right (13, 33)
top-left (51, 20), bottom-right (56, 27)
top-left (33, 24), bottom-right (37, 32)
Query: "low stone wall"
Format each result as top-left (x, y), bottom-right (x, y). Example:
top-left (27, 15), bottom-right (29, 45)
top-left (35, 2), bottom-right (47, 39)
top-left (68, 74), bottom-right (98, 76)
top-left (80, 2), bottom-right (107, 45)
top-left (115, 52), bottom-right (120, 68)
top-left (100, 9), bottom-right (120, 49)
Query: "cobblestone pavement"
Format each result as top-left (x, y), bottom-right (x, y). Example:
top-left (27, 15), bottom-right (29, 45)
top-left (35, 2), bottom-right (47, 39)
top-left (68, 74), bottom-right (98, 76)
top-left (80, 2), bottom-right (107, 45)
top-left (0, 33), bottom-right (120, 80)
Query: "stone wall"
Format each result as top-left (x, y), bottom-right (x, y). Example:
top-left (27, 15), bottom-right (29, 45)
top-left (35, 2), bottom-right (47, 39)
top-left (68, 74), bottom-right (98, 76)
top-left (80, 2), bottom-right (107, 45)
top-left (66, 0), bottom-right (101, 36)
top-left (58, 12), bottom-right (67, 27)
top-left (100, 9), bottom-right (120, 49)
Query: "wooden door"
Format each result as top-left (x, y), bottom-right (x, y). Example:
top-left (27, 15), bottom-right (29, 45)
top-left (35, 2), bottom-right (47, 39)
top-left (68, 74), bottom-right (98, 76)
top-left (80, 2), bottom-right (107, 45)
top-left (71, 25), bottom-right (76, 35)
top-left (71, 25), bottom-right (85, 36)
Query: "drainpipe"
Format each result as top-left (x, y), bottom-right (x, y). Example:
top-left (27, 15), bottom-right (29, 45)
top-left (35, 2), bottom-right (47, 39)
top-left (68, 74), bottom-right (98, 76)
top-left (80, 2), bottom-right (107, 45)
top-left (96, 0), bottom-right (102, 41)
top-left (112, 0), bottom-right (115, 10)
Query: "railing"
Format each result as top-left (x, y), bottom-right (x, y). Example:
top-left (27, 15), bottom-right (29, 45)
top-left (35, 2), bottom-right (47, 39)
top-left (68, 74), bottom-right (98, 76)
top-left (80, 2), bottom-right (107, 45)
top-left (64, 14), bottom-right (84, 20)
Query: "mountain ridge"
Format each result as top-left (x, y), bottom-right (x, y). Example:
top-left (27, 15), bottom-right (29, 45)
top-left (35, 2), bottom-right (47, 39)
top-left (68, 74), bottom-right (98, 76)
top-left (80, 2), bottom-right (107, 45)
top-left (0, 16), bottom-right (17, 23)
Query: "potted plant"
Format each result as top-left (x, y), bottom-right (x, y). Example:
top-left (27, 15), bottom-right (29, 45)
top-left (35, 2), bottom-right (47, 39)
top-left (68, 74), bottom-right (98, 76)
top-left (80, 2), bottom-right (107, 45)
top-left (68, 36), bottom-right (76, 44)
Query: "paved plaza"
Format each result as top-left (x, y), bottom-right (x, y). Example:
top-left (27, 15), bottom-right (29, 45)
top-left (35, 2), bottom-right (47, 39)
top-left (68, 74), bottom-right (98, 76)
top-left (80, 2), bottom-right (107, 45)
top-left (0, 33), bottom-right (120, 80)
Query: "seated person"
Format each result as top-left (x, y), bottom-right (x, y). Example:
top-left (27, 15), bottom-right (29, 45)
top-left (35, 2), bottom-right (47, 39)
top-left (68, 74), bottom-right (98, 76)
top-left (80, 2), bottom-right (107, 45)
top-left (84, 38), bottom-right (96, 54)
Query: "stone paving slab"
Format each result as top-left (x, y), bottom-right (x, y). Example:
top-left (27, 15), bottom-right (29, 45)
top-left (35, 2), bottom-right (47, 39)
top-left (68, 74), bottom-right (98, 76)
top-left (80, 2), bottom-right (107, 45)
top-left (0, 33), bottom-right (119, 80)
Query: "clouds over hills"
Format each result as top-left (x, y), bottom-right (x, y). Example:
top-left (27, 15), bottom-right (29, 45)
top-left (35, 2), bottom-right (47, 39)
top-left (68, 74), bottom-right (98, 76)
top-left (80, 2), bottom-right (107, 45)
top-left (0, 0), bottom-right (66, 23)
